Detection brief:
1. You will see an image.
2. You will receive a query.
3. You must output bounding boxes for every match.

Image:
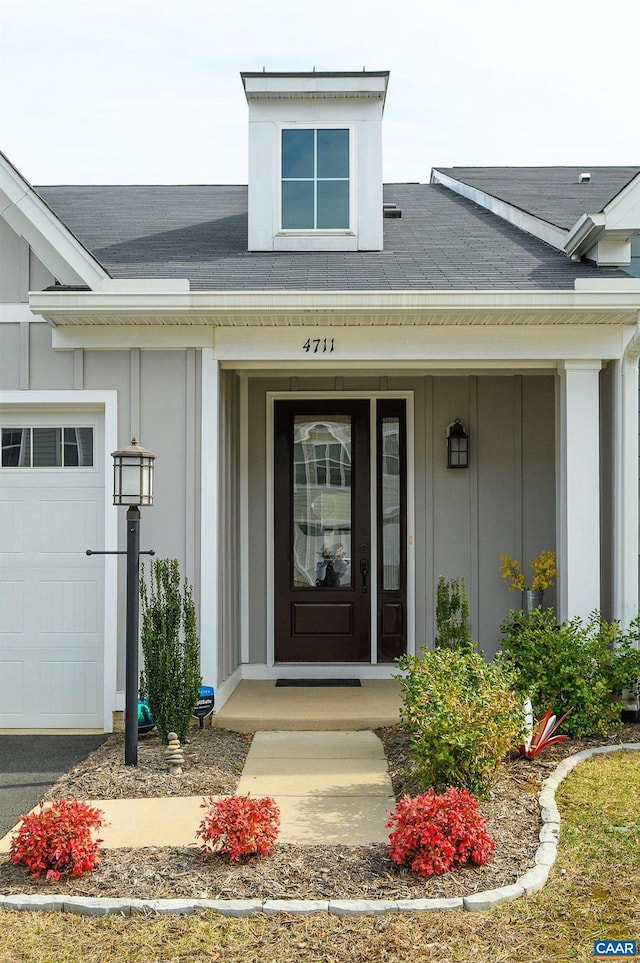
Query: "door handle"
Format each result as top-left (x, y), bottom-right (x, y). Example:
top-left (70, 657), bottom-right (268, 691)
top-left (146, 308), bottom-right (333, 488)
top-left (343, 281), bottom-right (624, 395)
top-left (360, 558), bottom-right (369, 593)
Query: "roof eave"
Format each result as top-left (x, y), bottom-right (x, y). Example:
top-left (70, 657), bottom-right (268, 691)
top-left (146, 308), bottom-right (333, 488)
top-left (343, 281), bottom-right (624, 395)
top-left (29, 286), bottom-right (640, 328)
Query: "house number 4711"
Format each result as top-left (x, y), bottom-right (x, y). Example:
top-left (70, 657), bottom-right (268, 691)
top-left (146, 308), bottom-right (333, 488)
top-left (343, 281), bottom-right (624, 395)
top-left (302, 337), bottom-right (335, 354)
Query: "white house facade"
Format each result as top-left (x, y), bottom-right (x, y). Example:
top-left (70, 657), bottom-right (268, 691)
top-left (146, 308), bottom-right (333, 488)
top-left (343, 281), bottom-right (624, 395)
top-left (1, 71), bottom-right (639, 731)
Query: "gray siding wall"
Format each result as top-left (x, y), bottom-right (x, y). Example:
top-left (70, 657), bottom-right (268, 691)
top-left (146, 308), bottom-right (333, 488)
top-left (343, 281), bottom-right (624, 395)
top-left (246, 373), bottom-right (558, 662)
top-left (0, 319), bottom-right (203, 692)
top-left (2, 312), bottom-right (616, 681)
top-left (0, 220), bottom-right (54, 301)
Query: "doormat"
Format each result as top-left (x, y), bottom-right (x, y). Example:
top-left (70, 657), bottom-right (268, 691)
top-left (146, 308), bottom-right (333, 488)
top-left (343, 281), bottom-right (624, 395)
top-left (275, 679), bottom-right (362, 687)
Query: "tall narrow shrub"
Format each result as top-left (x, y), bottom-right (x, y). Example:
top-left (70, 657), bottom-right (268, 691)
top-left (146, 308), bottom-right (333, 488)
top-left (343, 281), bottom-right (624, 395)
top-left (140, 558), bottom-right (201, 743)
top-left (434, 576), bottom-right (473, 652)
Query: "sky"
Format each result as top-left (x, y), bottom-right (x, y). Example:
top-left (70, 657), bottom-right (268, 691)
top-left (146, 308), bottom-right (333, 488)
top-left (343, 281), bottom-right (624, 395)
top-left (0, 0), bottom-right (638, 187)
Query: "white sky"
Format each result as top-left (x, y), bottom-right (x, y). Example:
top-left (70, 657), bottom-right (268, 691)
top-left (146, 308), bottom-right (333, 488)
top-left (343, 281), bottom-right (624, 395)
top-left (1, 0), bottom-right (638, 186)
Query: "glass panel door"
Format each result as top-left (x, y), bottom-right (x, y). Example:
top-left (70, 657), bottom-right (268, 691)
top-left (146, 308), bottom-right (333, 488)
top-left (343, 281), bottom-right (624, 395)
top-left (274, 400), bottom-right (370, 663)
top-left (293, 416), bottom-right (352, 589)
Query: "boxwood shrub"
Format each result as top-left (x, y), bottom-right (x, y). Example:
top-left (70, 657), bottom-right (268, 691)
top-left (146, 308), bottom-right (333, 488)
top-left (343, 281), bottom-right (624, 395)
top-left (499, 609), bottom-right (640, 737)
top-left (396, 648), bottom-right (524, 797)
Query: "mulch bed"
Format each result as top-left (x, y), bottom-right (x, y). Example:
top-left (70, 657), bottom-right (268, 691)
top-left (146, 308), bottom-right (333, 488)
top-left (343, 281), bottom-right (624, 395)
top-left (1, 722), bottom-right (638, 902)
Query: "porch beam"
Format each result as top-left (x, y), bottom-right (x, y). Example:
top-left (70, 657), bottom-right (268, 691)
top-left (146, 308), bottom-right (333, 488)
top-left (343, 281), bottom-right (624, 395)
top-left (557, 361), bottom-right (602, 622)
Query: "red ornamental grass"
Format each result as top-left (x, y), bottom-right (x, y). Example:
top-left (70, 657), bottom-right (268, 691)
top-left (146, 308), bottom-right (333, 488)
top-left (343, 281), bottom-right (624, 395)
top-left (10, 799), bottom-right (104, 881)
top-left (196, 794), bottom-right (280, 862)
top-left (387, 787), bottom-right (495, 878)
top-left (519, 709), bottom-right (570, 759)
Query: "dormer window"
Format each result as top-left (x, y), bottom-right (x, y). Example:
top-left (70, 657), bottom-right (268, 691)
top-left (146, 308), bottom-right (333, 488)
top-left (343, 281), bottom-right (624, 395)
top-left (242, 70), bottom-right (388, 251)
top-left (281, 129), bottom-right (350, 230)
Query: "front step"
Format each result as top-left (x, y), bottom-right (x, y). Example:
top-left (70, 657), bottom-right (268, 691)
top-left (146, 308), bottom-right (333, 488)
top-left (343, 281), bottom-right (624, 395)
top-left (213, 680), bottom-right (402, 733)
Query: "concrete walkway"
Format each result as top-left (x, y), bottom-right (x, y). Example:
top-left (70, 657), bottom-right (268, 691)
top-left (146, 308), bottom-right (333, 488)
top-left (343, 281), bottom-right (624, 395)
top-left (0, 730), bottom-right (395, 851)
top-left (236, 731), bottom-right (395, 844)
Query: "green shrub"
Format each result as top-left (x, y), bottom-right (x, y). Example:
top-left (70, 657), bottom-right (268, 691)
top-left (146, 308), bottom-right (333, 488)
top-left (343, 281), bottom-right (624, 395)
top-left (140, 557), bottom-right (202, 743)
top-left (434, 576), bottom-right (473, 653)
top-left (499, 609), bottom-right (640, 737)
top-left (396, 648), bottom-right (524, 797)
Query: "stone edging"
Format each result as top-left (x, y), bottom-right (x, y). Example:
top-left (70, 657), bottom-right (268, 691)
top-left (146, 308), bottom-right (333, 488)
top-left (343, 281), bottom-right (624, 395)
top-left (1, 744), bottom-right (638, 917)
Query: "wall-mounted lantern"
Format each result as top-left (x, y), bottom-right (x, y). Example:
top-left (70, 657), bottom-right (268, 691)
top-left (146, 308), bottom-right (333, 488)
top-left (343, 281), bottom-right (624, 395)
top-left (447, 419), bottom-right (469, 469)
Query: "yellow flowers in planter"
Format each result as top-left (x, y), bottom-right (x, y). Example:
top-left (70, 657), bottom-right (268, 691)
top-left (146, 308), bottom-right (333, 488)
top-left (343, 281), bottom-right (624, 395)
top-left (499, 550), bottom-right (557, 592)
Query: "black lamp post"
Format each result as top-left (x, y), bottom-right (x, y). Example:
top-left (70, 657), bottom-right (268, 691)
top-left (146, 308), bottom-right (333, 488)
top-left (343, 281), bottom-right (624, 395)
top-left (111, 438), bottom-right (156, 766)
top-left (447, 418), bottom-right (469, 469)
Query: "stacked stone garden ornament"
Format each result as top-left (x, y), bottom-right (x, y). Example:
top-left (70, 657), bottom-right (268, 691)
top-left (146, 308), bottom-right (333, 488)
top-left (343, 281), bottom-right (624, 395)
top-left (165, 732), bottom-right (184, 775)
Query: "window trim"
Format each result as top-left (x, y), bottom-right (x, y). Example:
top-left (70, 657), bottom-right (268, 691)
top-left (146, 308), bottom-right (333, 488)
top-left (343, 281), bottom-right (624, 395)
top-left (276, 122), bottom-right (356, 236)
top-left (1, 425), bottom-right (96, 469)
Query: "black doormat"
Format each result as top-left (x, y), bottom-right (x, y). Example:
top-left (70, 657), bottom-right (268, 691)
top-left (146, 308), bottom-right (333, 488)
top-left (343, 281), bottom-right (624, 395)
top-left (275, 679), bottom-right (361, 688)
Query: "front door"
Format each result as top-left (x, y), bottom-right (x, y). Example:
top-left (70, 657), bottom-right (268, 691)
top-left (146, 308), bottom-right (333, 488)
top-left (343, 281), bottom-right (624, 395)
top-left (274, 400), bottom-right (371, 661)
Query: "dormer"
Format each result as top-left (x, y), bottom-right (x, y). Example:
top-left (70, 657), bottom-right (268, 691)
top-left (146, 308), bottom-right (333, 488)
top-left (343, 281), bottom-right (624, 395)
top-left (241, 70), bottom-right (389, 252)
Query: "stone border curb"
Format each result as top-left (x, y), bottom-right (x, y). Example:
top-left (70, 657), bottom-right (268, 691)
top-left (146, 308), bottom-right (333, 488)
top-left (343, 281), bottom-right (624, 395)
top-left (1, 744), bottom-right (637, 917)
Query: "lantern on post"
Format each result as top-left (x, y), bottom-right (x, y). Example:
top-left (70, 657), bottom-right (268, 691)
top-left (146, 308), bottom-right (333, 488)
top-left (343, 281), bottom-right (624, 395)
top-left (111, 438), bottom-right (156, 766)
top-left (112, 438), bottom-right (155, 507)
top-left (447, 419), bottom-right (469, 469)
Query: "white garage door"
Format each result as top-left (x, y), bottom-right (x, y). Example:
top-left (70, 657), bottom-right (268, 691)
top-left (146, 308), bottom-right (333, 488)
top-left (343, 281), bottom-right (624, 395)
top-left (0, 413), bottom-right (104, 728)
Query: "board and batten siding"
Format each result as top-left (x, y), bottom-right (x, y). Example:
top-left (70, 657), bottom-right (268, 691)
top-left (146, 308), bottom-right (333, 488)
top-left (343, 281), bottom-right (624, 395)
top-left (245, 373), bottom-right (557, 664)
top-left (0, 320), bottom-right (203, 705)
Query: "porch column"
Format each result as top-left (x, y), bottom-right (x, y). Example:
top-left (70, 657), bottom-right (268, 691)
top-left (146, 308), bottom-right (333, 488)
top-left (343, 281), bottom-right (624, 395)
top-left (613, 356), bottom-right (640, 629)
top-left (557, 361), bottom-right (602, 621)
top-left (200, 349), bottom-right (219, 688)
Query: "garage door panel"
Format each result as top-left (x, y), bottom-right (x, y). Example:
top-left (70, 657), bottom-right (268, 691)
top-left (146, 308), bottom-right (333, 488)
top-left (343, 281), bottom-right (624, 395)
top-left (0, 416), bottom-right (105, 728)
top-left (0, 581), bottom-right (24, 633)
top-left (39, 579), bottom-right (99, 635)
top-left (0, 501), bottom-right (24, 553)
top-left (15, 568), bottom-right (103, 643)
top-left (39, 499), bottom-right (100, 554)
top-left (39, 659), bottom-right (99, 716)
top-left (0, 662), bottom-right (24, 715)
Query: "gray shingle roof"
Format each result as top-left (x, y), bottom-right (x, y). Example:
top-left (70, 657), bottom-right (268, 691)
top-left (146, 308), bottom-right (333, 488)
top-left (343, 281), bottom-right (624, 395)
top-left (433, 167), bottom-right (640, 231)
top-left (35, 181), bottom-right (626, 292)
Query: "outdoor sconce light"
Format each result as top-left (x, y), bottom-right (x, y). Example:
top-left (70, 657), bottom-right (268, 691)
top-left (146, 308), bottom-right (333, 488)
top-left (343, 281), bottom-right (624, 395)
top-left (447, 418), bottom-right (469, 469)
top-left (112, 437), bottom-right (156, 507)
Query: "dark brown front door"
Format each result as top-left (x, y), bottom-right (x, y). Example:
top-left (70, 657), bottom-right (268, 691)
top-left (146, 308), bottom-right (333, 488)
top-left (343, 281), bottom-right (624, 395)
top-left (274, 400), bottom-right (371, 662)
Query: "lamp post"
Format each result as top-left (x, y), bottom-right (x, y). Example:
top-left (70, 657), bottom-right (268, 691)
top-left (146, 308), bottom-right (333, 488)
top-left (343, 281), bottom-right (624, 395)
top-left (112, 438), bottom-right (156, 766)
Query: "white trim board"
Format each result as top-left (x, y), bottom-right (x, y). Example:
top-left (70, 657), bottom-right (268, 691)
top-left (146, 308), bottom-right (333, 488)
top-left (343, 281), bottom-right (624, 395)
top-left (213, 324), bottom-right (633, 363)
top-left (0, 153), bottom-right (109, 289)
top-left (264, 390), bottom-right (415, 670)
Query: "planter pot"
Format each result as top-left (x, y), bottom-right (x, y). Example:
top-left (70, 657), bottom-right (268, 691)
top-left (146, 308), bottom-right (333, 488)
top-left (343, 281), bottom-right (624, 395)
top-left (522, 590), bottom-right (543, 612)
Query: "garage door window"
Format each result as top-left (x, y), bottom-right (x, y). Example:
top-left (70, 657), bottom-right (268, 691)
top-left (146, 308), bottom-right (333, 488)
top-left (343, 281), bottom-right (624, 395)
top-left (1, 428), bottom-right (94, 467)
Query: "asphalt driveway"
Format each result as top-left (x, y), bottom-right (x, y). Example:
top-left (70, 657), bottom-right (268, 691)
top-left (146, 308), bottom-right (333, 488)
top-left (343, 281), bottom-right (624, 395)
top-left (0, 734), bottom-right (109, 838)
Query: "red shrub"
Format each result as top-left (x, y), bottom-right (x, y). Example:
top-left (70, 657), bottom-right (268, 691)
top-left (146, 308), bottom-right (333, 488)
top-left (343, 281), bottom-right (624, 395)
top-left (10, 799), bottom-right (104, 881)
top-left (196, 795), bottom-right (280, 861)
top-left (387, 787), bottom-right (495, 877)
